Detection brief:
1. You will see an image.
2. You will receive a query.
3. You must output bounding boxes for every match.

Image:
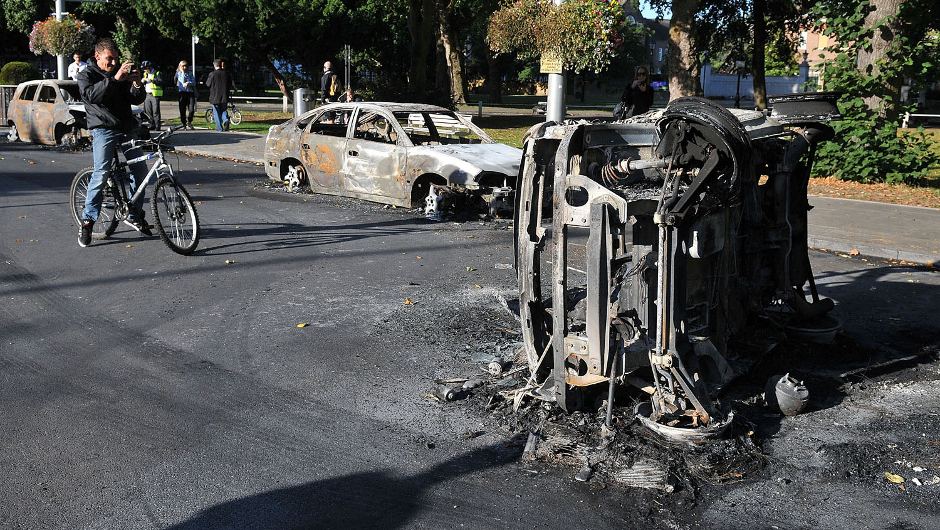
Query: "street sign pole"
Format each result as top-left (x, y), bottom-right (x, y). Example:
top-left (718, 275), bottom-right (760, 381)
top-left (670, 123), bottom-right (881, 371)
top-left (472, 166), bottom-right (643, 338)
top-left (544, 0), bottom-right (566, 123)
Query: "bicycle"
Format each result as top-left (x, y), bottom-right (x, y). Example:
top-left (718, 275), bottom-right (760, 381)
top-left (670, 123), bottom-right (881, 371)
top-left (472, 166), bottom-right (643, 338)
top-left (69, 125), bottom-right (201, 255)
top-left (204, 101), bottom-right (242, 127)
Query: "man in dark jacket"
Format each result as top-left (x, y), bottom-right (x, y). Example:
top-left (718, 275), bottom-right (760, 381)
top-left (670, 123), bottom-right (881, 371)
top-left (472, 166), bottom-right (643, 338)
top-left (205, 58), bottom-right (233, 131)
top-left (320, 61), bottom-right (339, 103)
top-left (75, 37), bottom-right (151, 247)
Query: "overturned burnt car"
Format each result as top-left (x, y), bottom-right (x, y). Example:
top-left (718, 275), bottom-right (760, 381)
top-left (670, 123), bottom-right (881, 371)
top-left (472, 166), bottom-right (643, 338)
top-left (515, 95), bottom-right (841, 441)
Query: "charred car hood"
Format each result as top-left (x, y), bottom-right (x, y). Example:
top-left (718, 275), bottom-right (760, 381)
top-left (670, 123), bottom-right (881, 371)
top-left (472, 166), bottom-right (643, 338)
top-left (411, 143), bottom-right (522, 177)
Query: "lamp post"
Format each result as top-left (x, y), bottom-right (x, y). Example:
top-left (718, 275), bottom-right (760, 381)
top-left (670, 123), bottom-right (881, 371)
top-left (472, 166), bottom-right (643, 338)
top-left (734, 59), bottom-right (745, 109)
top-left (55, 0), bottom-right (66, 80)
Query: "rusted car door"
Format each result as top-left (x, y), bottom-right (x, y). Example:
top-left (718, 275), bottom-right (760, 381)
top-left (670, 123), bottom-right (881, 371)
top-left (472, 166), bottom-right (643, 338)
top-left (33, 83), bottom-right (58, 144)
top-left (299, 107), bottom-right (352, 192)
top-left (342, 108), bottom-right (409, 203)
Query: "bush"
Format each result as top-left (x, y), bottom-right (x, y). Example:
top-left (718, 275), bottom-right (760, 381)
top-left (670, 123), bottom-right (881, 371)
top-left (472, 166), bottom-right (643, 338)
top-left (0, 62), bottom-right (40, 84)
top-left (814, 97), bottom-right (940, 184)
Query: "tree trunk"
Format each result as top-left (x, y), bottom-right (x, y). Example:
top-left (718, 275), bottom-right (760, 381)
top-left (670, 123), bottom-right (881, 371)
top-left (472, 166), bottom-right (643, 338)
top-left (407, 0), bottom-right (437, 99)
top-left (486, 51), bottom-right (502, 103)
top-left (752, 0), bottom-right (767, 110)
top-left (857, 0), bottom-right (904, 116)
top-left (437, 0), bottom-right (467, 106)
top-left (668, 0), bottom-right (700, 100)
top-left (263, 56), bottom-right (290, 99)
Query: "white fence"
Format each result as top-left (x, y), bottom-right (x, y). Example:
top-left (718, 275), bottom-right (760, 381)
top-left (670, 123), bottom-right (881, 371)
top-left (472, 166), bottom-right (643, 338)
top-left (700, 63), bottom-right (810, 99)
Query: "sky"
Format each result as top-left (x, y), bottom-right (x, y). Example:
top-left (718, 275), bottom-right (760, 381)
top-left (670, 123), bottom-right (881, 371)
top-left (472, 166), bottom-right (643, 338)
top-left (640, 1), bottom-right (671, 19)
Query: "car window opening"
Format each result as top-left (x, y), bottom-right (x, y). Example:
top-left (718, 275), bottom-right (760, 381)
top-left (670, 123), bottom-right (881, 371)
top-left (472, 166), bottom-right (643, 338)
top-left (393, 111), bottom-right (484, 146)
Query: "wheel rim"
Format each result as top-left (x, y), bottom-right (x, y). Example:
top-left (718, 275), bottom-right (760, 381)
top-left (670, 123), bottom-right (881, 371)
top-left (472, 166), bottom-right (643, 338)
top-left (155, 181), bottom-right (197, 250)
top-left (285, 165), bottom-right (307, 192)
top-left (72, 171), bottom-right (118, 238)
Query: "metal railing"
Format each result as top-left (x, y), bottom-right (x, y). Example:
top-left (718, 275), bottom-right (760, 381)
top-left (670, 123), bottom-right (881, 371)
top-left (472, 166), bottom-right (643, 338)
top-left (229, 95), bottom-right (289, 113)
top-left (902, 111), bottom-right (940, 128)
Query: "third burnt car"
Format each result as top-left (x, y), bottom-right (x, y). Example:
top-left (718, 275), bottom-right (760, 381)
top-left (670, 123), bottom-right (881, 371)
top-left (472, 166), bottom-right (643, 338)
top-left (264, 102), bottom-right (521, 215)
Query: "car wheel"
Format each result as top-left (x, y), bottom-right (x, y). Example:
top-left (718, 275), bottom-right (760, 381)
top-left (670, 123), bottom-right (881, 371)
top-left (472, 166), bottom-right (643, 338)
top-left (285, 163), bottom-right (307, 192)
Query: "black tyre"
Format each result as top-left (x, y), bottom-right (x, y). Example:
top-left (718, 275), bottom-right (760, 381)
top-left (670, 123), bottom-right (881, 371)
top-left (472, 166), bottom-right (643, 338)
top-left (151, 175), bottom-right (200, 255)
top-left (230, 109), bottom-right (242, 126)
top-left (204, 108), bottom-right (214, 125)
top-left (69, 167), bottom-right (119, 239)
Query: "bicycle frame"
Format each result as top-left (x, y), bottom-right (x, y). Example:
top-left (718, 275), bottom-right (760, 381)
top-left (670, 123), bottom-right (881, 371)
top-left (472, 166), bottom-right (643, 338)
top-left (123, 148), bottom-right (174, 205)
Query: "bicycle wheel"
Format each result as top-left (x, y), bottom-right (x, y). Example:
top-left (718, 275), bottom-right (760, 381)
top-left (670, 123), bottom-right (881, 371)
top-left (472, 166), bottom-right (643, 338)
top-left (69, 167), bottom-right (119, 239)
top-left (151, 175), bottom-right (200, 255)
top-left (230, 109), bottom-right (242, 126)
top-left (205, 107), bottom-right (214, 126)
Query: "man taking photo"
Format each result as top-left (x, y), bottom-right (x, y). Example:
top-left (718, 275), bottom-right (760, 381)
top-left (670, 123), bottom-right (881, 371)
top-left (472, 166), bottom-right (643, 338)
top-left (75, 38), bottom-right (152, 248)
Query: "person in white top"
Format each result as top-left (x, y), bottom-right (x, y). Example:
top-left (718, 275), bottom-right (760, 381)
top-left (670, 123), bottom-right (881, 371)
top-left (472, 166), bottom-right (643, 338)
top-left (67, 53), bottom-right (87, 80)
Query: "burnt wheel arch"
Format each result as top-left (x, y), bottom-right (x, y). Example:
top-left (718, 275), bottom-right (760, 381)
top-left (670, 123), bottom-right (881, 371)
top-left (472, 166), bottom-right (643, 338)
top-left (411, 173), bottom-right (447, 208)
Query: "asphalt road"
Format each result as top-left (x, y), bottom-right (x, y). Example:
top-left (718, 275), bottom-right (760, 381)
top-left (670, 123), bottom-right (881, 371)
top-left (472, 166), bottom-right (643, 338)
top-left (2, 141), bottom-right (939, 529)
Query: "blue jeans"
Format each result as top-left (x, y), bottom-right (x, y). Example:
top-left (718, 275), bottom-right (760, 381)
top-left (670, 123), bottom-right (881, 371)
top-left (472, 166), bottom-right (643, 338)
top-left (82, 128), bottom-right (148, 222)
top-left (211, 103), bottom-right (228, 131)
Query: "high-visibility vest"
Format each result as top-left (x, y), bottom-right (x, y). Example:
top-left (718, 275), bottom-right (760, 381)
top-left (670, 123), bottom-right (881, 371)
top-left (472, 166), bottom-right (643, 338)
top-left (144, 71), bottom-right (164, 97)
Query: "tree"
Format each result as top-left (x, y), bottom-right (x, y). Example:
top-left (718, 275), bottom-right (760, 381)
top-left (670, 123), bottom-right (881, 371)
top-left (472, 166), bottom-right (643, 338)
top-left (437, 0), bottom-right (466, 104)
top-left (488, 0), bottom-right (633, 75)
top-left (811, 0), bottom-right (940, 183)
top-left (666, 0), bottom-right (700, 99)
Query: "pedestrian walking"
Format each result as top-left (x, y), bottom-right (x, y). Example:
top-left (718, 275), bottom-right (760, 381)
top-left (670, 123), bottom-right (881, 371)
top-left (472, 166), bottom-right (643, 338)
top-left (205, 58), bottom-right (233, 131)
top-left (320, 61), bottom-right (341, 103)
top-left (141, 61), bottom-right (163, 130)
top-left (75, 38), bottom-right (152, 248)
top-left (175, 60), bottom-right (196, 129)
top-left (67, 53), bottom-right (87, 80)
top-left (337, 87), bottom-right (360, 103)
top-left (616, 66), bottom-right (654, 119)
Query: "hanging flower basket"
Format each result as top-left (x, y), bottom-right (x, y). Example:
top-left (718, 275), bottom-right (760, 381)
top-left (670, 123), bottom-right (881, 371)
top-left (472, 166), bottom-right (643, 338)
top-left (29, 15), bottom-right (96, 56)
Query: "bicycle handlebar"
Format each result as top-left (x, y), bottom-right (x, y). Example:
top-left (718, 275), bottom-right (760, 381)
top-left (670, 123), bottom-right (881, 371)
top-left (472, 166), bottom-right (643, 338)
top-left (121, 124), bottom-right (185, 151)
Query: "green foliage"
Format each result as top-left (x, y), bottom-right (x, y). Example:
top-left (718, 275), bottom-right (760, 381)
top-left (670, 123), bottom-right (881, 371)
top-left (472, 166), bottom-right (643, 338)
top-left (28, 15), bottom-right (96, 56)
top-left (2, 0), bottom-right (37, 34)
top-left (488, 0), bottom-right (636, 74)
top-left (811, 0), bottom-right (940, 184)
top-left (0, 60), bottom-right (38, 83)
top-left (815, 105), bottom-right (940, 184)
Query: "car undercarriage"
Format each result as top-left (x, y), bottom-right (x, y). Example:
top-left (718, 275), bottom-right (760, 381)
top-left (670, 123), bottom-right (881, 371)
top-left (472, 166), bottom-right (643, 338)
top-left (514, 95), bottom-right (842, 442)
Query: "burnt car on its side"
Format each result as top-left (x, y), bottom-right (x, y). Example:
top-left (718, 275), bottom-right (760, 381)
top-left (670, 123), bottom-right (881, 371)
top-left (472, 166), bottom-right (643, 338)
top-left (5, 80), bottom-right (89, 146)
top-left (264, 102), bottom-right (521, 216)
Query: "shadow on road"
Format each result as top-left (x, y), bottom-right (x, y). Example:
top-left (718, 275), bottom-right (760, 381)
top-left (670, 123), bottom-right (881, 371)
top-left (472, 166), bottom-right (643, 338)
top-left (167, 442), bottom-right (520, 530)
top-left (197, 217), bottom-right (429, 255)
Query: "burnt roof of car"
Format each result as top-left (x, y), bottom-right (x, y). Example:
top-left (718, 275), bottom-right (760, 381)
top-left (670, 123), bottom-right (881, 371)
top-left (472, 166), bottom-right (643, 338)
top-left (321, 102), bottom-right (450, 113)
top-left (19, 79), bottom-right (79, 86)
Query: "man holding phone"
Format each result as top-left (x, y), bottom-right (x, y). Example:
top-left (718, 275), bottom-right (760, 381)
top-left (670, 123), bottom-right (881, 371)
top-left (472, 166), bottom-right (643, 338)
top-left (75, 38), bottom-right (151, 247)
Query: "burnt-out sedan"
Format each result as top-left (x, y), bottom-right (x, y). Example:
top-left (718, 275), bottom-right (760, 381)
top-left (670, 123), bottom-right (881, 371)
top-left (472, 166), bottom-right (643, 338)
top-left (264, 102), bottom-right (521, 215)
top-left (5, 80), bottom-right (89, 146)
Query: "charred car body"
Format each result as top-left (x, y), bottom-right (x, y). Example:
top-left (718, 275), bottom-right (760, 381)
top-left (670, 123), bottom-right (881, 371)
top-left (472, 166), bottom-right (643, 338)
top-left (515, 95), bottom-right (841, 441)
top-left (6, 80), bottom-right (89, 146)
top-left (264, 102), bottom-right (520, 216)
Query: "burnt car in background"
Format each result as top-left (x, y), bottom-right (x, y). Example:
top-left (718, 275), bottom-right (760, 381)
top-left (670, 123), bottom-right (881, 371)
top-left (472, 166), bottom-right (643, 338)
top-left (5, 79), bottom-right (150, 147)
top-left (6, 80), bottom-right (89, 146)
top-left (264, 102), bottom-right (521, 216)
top-left (515, 94), bottom-right (842, 442)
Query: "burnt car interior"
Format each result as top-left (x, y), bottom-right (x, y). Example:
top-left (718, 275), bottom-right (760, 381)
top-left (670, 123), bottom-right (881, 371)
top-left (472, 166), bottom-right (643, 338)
top-left (354, 111), bottom-right (398, 144)
top-left (515, 94), bottom-right (843, 442)
top-left (394, 111), bottom-right (485, 146)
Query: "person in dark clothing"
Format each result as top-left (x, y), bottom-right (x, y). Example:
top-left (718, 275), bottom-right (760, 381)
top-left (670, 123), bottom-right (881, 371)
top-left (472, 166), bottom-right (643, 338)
top-left (205, 58), bottom-right (233, 131)
top-left (75, 37), bottom-right (151, 247)
top-left (617, 66), bottom-right (654, 119)
top-left (320, 61), bottom-right (340, 103)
